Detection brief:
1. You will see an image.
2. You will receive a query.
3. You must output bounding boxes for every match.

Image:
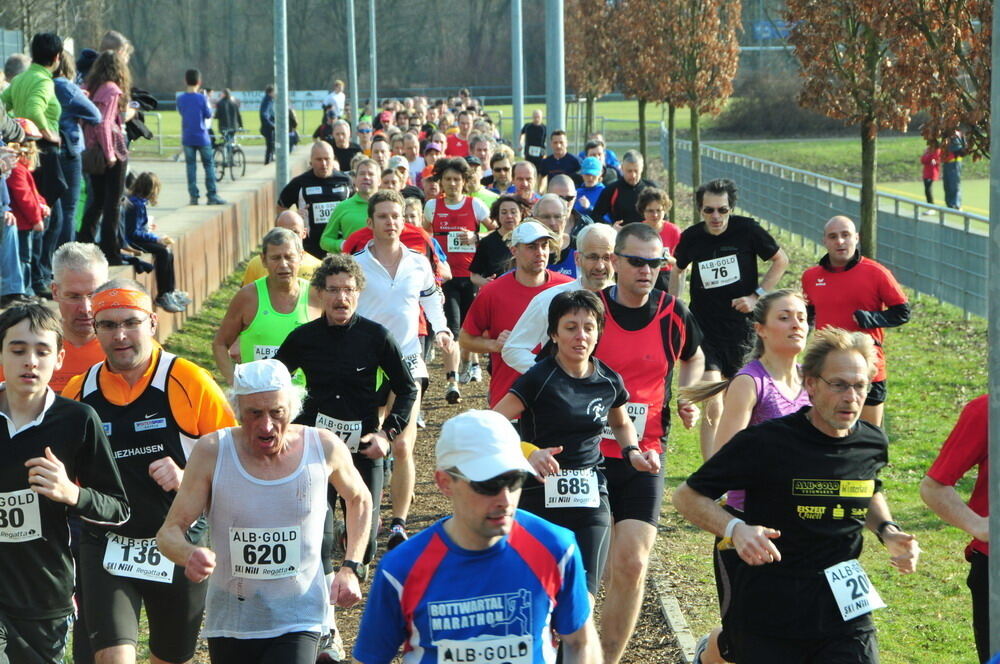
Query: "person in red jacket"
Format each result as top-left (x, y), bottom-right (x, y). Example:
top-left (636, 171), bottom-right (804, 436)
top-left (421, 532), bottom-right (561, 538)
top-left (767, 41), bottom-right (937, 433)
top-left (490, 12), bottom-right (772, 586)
top-left (7, 121), bottom-right (51, 298)
top-left (801, 215), bottom-right (909, 427)
top-left (920, 140), bottom-right (942, 207)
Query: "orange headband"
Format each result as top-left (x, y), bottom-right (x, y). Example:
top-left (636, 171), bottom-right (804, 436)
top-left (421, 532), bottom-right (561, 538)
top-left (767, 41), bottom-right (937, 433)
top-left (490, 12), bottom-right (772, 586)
top-left (92, 289), bottom-right (153, 315)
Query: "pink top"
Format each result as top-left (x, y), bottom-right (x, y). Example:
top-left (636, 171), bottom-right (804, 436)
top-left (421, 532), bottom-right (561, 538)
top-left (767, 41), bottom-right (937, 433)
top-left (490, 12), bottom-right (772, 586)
top-left (83, 81), bottom-right (127, 162)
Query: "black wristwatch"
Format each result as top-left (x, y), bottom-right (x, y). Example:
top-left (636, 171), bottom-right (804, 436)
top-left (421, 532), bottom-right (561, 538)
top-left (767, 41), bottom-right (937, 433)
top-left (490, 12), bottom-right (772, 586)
top-left (382, 427), bottom-right (400, 442)
top-left (341, 559), bottom-right (362, 578)
top-left (621, 446), bottom-right (641, 465)
top-left (875, 520), bottom-right (901, 544)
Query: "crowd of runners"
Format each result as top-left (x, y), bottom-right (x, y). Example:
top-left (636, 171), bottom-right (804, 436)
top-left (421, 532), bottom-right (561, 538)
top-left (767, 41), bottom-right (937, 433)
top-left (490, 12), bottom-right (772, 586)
top-left (0, 28), bottom-right (993, 664)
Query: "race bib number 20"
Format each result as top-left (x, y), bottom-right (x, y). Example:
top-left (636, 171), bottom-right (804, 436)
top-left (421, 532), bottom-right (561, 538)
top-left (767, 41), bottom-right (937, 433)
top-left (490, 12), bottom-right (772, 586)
top-left (823, 558), bottom-right (886, 621)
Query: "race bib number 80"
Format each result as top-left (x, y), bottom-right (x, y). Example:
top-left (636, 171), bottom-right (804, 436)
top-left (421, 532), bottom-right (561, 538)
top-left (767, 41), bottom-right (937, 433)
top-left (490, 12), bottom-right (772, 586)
top-left (698, 254), bottom-right (740, 289)
top-left (229, 527), bottom-right (301, 579)
top-left (0, 489), bottom-right (42, 542)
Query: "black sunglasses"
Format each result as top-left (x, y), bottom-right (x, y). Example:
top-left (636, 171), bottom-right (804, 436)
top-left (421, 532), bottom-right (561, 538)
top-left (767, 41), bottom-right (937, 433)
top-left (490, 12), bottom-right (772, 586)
top-left (615, 252), bottom-right (667, 269)
top-left (447, 470), bottom-right (528, 495)
top-left (702, 206), bottom-right (730, 215)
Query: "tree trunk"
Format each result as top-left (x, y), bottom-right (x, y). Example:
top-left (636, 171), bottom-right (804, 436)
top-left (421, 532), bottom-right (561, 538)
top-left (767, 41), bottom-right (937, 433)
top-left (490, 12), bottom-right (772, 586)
top-left (691, 106), bottom-right (701, 224)
top-left (638, 98), bottom-right (647, 158)
top-left (859, 120), bottom-right (878, 258)
top-left (585, 95), bottom-right (595, 139)
top-left (668, 103), bottom-right (676, 224)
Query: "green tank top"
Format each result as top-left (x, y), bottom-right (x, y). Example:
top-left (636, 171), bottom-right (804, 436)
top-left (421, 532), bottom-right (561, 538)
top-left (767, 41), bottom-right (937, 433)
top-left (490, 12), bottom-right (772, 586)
top-left (239, 277), bottom-right (312, 364)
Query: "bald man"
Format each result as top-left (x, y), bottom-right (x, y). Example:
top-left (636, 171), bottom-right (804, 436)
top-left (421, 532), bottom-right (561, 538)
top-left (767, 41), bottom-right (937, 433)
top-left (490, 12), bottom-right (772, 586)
top-left (801, 215), bottom-right (910, 426)
top-left (277, 141), bottom-right (353, 258)
top-left (241, 211), bottom-right (323, 285)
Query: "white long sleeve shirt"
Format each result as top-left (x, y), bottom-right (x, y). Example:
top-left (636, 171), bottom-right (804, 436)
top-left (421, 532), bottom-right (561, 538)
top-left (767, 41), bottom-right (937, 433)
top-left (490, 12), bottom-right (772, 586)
top-left (501, 278), bottom-right (585, 374)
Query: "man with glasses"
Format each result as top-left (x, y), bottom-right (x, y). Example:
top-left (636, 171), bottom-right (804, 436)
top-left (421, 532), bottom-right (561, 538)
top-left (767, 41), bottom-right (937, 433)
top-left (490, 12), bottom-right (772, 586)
top-left (503, 224), bottom-right (618, 374)
top-left (460, 221), bottom-right (572, 408)
top-left (532, 193), bottom-right (578, 277)
top-left (591, 222), bottom-right (703, 663)
top-left (0, 242), bottom-right (108, 392)
top-left (674, 328), bottom-right (919, 664)
top-left (547, 174), bottom-right (594, 246)
top-left (354, 190), bottom-right (454, 551)
top-left (63, 279), bottom-right (235, 664)
top-left (670, 178), bottom-right (788, 459)
top-left (801, 215), bottom-right (909, 428)
top-left (352, 409), bottom-right (600, 664)
top-left (486, 152), bottom-right (512, 193)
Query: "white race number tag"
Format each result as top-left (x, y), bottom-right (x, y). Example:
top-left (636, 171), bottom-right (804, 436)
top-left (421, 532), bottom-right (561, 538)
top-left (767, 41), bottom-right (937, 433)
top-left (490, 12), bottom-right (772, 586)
top-left (229, 527), bottom-right (301, 579)
top-left (103, 534), bottom-right (174, 583)
top-left (601, 402), bottom-right (649, 441)
top-left (312, 200), bottom-right (339, 225)
top-left (0, 489), bottom-right (42, 542)
top-left (697, 254), bottom-right (740, 289)
top-left (527, 145), bottom-right (543, 158)
top-left (253, 345), bottom-right (280, 361)
top-left (823, 558), bottom-right (886, 621)
top-left (447, 231), bottom-right (476, 254)
top-left (436, 635), bottom-right (533, 664)
top-left (544, 468), bottom-right (599, 508)
top-left (315, 413), bottom-right (363, 452)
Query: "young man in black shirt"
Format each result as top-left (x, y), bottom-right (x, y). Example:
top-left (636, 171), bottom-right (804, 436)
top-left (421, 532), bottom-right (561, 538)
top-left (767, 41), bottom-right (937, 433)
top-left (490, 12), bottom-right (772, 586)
top-left (669, 178), bottom-right (788, 459)
top-left (0, 304), bottom-right (129, 663)
top-left (673, 328), bottom-right (919, 664)
top-left (276, 141), bottom-right (353, 259)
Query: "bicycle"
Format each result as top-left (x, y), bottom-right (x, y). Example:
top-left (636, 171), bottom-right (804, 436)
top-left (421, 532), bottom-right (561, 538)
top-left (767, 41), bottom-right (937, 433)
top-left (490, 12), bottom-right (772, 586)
top-left (213, 129), bottom-right (246, 181)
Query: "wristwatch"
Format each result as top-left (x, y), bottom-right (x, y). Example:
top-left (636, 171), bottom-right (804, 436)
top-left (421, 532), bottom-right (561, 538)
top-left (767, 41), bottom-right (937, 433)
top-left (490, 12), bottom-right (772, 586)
top-left (621, 446), bottom-right (641, 465)
top-left (382, 427), bottom-right (400, 442)
top-left (755, 286), bottom-right (768, 297)
top-left (341, 559), bottom-right (362, 578)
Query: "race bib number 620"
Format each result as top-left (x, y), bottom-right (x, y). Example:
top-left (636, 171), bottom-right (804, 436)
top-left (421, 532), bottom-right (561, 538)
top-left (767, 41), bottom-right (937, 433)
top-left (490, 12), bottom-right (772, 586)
top-left (229, 527), bottom-right (302, 579)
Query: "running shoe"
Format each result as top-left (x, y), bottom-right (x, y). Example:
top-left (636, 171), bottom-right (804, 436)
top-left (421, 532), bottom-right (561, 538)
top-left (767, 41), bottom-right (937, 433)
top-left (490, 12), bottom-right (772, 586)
top-left (445, 381), bottom-right (462, 404)
top-left (316, 630), bottom-right (346, 663)
top-left (458, 363), bottom-right (473, 385)
top-left (693, 634), bottom-right (709, 664)
top-left (468, 363), bottom-right (483, 383)
top-left (387, 524), bottom-right (408, 551)
top-left (416, 411), bottom-right (427, 428)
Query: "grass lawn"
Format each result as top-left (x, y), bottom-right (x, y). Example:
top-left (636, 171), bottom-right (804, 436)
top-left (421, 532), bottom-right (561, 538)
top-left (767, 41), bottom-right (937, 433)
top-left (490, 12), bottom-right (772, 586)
top-left (711, 135), bottom-right (991, 184)
top-left (879, 179), bottom-right (989, 217)
top-left (654, 177), bottom-right (987, 663)
top-left (131, 108), bottom-right (328, 154)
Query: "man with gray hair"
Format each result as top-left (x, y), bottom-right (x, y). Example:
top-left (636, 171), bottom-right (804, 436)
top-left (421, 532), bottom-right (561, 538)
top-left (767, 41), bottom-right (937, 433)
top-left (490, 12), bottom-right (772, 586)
top-left (159, 359), bottom-right (371, 663)
top-left (213, 227), bottom-right (319, 383)
top-left (2, 54), bottom-right (30, 87)
top-left (241, 211), bottom-right (322, 286)
top-left (0, 242), bottom-right (108, 391)
top-left (502, 223), bottom-right (618, 374)
top-left (533, 193), bottom-right (578, 277)
top-left (277, 141), bottom-right (353, 259)
top-left (593, 150), bottom-right (656, 225)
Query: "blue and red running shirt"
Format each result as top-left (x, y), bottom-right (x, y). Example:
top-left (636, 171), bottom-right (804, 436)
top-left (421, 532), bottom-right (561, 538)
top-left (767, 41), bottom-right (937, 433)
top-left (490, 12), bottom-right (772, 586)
top-left (353, 509), bottom-right (591, 664)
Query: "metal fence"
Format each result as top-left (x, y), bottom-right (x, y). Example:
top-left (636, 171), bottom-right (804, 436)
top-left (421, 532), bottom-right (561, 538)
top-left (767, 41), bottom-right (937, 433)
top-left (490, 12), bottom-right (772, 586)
top-left (661, 124), bottom-right (989, 318)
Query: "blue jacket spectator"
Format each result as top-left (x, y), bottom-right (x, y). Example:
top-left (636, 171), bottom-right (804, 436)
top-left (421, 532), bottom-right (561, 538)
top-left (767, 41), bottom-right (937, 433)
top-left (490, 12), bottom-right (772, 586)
top-left (54, 76), bottom-right (101, 155)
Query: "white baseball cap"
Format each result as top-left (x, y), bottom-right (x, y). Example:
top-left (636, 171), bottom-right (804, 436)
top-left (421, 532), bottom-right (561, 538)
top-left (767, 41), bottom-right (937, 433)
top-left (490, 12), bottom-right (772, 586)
top-left (232, 359), bottom-right (293, 395)
top-left (436, 410), bottom-right (533, 481)
top-left (508, 220), bottom-right (556, 246)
